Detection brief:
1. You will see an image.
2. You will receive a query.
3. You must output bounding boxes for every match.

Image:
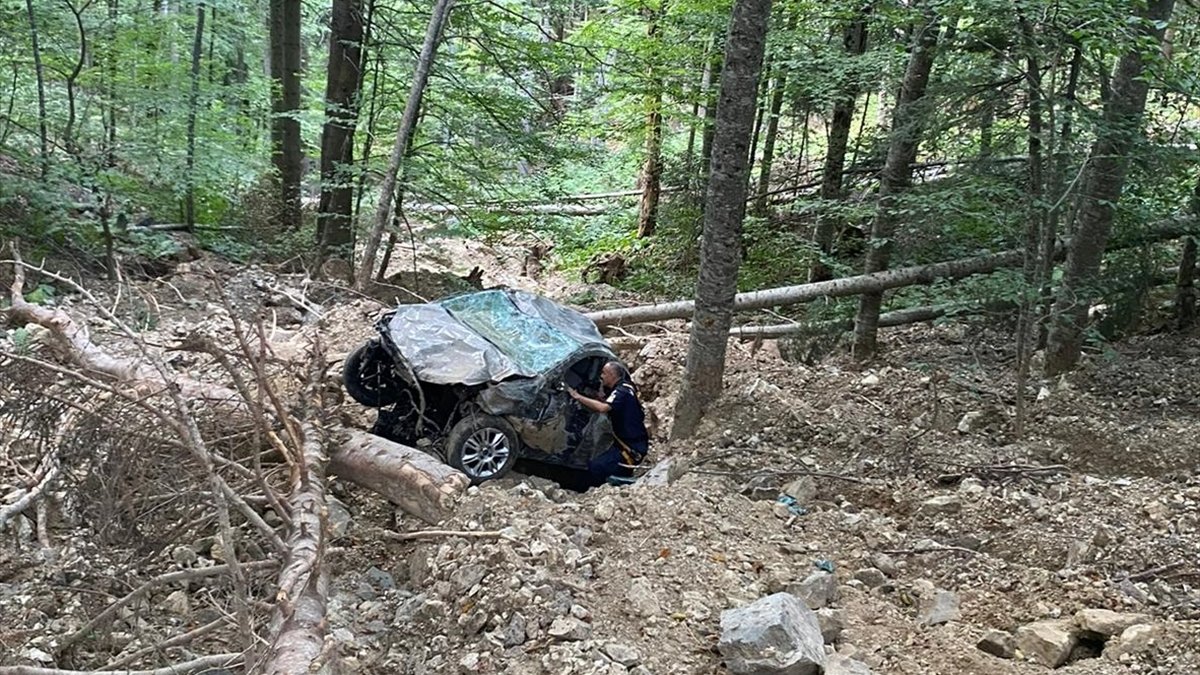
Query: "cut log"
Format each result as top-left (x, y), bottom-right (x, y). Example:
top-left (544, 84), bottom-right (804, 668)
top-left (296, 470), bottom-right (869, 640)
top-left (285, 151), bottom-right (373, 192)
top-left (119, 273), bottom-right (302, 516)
top-left (730, 304), bottom-right (964, 339)
top-left (330, 429), bottom-right (468, 524)
top-left (405, 202), bottom-right (614, 216)
top-left (586, 217), bottom-right (1198, 329)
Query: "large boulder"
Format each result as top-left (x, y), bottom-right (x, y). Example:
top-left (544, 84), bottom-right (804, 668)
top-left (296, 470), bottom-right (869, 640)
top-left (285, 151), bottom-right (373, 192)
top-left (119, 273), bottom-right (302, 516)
top-left (718, 593), bottom-right (827, 675)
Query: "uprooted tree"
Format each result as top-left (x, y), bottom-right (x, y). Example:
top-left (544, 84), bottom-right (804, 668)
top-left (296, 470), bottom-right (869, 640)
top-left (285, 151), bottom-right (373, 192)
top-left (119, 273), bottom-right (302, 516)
top-left (0, 251), bottom-right (467, 674)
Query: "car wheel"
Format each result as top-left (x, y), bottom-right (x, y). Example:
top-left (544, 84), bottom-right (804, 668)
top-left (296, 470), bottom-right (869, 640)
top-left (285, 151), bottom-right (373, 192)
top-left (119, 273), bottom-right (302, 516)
top-left (446, 415), bottom-right (520, 484)
top-left (342, 341), bottom-right (406, 407)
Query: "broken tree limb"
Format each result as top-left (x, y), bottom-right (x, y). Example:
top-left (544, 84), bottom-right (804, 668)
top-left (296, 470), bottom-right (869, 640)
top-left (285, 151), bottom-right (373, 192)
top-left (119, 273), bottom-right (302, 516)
top-left (0, 653), bottom-right (245, 675)
top-left (728, 304), bottom-right (960, 339)
top-left (330, 429), bottom-right (469, 524)
top-left (4, 253), bottom-right (243, 407)
top-left (404, 202), bottom-right (615, 216)
top-left (0, 411), bottom-right (70, 531)
top-left (586, 217), bottom-right (1198, 329)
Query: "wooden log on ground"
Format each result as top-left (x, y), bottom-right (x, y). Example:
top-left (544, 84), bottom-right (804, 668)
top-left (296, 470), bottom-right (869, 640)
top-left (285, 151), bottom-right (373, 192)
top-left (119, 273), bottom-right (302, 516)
top-left (587, 217), bottom-right (1198, 329)
top-left (263, 422), bottom-right (335, 675)
top-left (329, 429), bottom-right (468, 524)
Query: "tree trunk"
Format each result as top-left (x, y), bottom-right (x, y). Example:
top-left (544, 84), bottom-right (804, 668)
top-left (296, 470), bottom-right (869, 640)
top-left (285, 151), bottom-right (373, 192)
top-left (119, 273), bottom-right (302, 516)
top-left (63, 0), bottom-right (88, 159)
top-left (683, 35), bottom-right (714, 178)
top-left (184, 2), bottom-right (206, 232)
top-left (355, 0), bottom-right (456, 289)
top-left (810, 6), bottom-right (870, 282)
top-left (1178, 176), bottom-right (1200, 328)
top-left (746, 54), bottom-right (772, 176)
top-left (1178, 236), bottom-right (1197, 329)
top-left (270, 0), bottom-right (304, 231)
top-left (698, 50), bottom-right (722, 193)
top-left (1043, 0), bottom-right (1176, 376)
top-left (585, 217), bottom-right (1196, 329)
top-left (729, 301), bottom-right (1016, 339)
top-left (330, 430), bottom-right (468, 524)
top-left (670, 0), bottom-right (774, 439)
top-left (24, 0), bottom-right (49, 179)
top-left (315, 0), bottom-right (365, 273)
top-left (636, 5), bottom-right (665, 238)
top-left (752, 43), bottom-right (790, 216)
top-left (262, 423), bottom-right (334, 675)
top-left (851, 11), bottom-right (940, 360)
top-left (1014, 14), bottom-right (1043, 438)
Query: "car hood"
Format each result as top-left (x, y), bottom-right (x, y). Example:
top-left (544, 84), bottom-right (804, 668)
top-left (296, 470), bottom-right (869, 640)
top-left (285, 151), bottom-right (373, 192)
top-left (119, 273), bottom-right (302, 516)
top-left (380, 288), bottom-right (614, 386)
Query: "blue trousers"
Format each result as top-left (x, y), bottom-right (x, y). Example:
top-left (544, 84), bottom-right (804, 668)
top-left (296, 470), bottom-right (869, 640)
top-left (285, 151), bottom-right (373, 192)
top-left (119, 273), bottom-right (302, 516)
top-left (587, 441), bottom-right (647, 487)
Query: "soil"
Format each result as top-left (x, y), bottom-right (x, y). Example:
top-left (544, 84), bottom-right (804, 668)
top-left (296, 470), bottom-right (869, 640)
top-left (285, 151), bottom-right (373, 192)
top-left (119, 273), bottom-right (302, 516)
top-left (1, 236), bottom-right (1199, 674)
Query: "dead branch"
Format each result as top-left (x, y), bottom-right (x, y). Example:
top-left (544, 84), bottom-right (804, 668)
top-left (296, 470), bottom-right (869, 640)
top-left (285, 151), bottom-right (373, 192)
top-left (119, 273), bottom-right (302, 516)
top-left (883, 545), bottom-right (979, 556)
top-left (0, 653), bottom-right (244, 675)
top-left (100, 617), bottom-right (228, 670)
top-left (385, 529), bottom-right (510, 542)
top-left (0, 411), bottom-right (72, 531)
top-left (690, 468), bottom-right (868, 484)
top-left (1128, 561), bottom-right (1187, 582)
top-left (56, 560), bottom-right (276, 656)
top-left (935, 462), bottom-right (1068, 483)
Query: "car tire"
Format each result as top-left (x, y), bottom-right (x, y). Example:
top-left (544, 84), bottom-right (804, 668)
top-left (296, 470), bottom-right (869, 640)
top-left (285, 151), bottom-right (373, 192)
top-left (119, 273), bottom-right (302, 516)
top-left (342, 341), bottom-right (406, 407)
top-left (446, 414), bottom-right (520, 484)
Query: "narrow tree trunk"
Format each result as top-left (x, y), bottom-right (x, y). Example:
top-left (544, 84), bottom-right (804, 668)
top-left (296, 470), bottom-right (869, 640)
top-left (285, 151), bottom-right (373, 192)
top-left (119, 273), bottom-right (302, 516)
top-left (683, 36), bottom-right (714, 178)
top-left (1014, 15), bottom-right (1044, 438)
top-left (752, 44), bottom-right (790, 215)
top-left (671, 0), bottom-right (774, 439)
top-left (810, 6), bottom-right (870, 282)
top-left (329, 430), bottom-right (468, 524)
top-left (636, 5), bottom-right (665, 238)
top-left (184, 2), bottom-right (206, 231)
top-left (1043, 0), bottom-right (1176, 376)
top-left (355, 0), bottom-right (455, 289)
top-left (104, 0), bottom-right (118, 167)
top-left (1177, 177), bottom-right (1200, 328)
top-left (315, 0), bottom-right (365, 274)
top-left (63, 0), bottom-right (88, 159)
top-left (270, 0), bottom-right (304, 231)
top-left (24, 0), bottom-right (49, 179)
top-left (698, 51), bottom-right (723, 193)
top-left (746, 54), bottom-right (772, 175)
top-left (851, 11), bottom-right (939, 360)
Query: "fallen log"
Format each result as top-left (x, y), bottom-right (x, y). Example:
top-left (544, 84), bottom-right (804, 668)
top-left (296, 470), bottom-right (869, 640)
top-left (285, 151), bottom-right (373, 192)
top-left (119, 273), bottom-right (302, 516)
top-left (405, 202), bottom-right (615, 216)
top-left (728, 302), bottom-right (1015, 339)
top-left (586, 217), bottom-right (1197, 328)
top-left (587, 249), bottom-right (1027, 328)
top-left (330, 429), bottom-right (468, 525)
top-left (0, 654), bottom-right (244, 675)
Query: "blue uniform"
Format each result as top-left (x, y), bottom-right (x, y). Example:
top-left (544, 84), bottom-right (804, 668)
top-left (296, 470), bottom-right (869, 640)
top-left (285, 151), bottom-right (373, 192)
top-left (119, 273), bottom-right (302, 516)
top-left (587, 381), bottom-right (649, 486)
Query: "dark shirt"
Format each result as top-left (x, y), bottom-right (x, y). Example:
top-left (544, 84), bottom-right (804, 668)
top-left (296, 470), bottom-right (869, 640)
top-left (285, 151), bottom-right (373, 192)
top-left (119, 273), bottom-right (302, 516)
top-left (605, 381), bottom-right (648, 449)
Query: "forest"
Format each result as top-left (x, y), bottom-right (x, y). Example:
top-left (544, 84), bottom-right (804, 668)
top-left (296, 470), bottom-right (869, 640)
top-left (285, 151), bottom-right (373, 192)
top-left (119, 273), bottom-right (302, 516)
top-left (1, 0), bottom-right (1199, 672)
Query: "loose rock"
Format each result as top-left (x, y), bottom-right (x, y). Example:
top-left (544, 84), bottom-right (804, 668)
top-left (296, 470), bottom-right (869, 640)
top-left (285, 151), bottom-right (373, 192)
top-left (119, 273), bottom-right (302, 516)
top-left (917, 589), bottom-right (960, 626)
top-left (602, 643), bottom-right (641, 667)
top-left (626, 577), bottom-right (661, 617)
top-left (977, 629), bottom-right (1016, 659)
top-left (1073, 608), bottom-right (1151, 637)
top-left (790, 571), bottom-right (839, 610)
top-left (718, 593), bottom-right (826, 675)
top-left (1016, 620), bottom-right (1078, 668)
top-left (826, 653), bottom-right (873, 675)
top-left (815, 608), bottom-right (846, 644)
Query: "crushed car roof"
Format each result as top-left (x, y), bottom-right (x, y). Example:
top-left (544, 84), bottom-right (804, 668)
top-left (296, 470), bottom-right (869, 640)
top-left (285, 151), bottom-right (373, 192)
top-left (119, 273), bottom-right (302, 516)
top-left (380, 288), bottom-right (614, 386)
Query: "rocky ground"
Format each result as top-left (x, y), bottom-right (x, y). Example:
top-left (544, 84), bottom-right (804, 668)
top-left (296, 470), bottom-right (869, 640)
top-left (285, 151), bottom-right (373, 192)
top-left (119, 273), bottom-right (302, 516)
top-left (1, 234), bottom-right (1199, 673)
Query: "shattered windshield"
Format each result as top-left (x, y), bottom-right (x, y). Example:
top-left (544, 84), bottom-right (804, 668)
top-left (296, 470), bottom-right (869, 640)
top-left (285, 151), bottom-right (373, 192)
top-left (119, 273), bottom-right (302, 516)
top-left (440, 290), bottom-right (582, 374)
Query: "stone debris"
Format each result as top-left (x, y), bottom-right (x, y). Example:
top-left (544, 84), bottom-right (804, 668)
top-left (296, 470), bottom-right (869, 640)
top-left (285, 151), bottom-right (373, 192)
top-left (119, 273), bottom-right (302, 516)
top-left (718, 593), bottom-right (827, 675)
top-left (917, 589), bottom-right (960, 626)
top-left (1073, 608), bottom-right (1151, 637)
top-left (826, 653), bottom-right (874, 675)
top-left (976, 629), bottom-right (1017, 659)
top-left (790, 571), bottom-right (840, 610)
top-left (1015, 620), bottom-right (1078, 668)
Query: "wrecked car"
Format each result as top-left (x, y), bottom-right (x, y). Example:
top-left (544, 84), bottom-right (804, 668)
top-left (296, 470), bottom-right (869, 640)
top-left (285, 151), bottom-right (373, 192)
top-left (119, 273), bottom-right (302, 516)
top-left (343, 288), bottom-right (622, 483)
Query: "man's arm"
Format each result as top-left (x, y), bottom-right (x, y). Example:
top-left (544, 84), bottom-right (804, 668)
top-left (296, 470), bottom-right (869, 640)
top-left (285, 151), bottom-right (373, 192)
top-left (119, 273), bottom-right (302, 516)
top-left (567, 386), bottom-right (611, 414)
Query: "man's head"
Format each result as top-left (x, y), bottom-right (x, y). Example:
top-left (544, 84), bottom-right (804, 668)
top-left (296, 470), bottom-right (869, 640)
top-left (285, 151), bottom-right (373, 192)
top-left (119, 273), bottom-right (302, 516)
top-left (600, 361), bottom-right (626, 389)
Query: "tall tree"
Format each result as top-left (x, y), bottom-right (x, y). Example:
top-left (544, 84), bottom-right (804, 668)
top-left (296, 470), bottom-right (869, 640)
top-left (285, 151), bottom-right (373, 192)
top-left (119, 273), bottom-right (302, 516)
top-left (671, 0), bottom-right (773, 439)
top-left (270, 0), bottom-right (303, 230)
top-left (851, 10), bottom-right (940, 360)
top-left (810, 4), bottom-right (870, 282)
top-left (316, 0), bottom-right (365, 272)
top-left (751, 19), bottom-right (792, 216)
top-left (355, 0), bottom-right (456, 288)
top-left (1043, 0), bottom-right (1177, 375)
top-left (24, 0), bottom-right (48, 179)
top-left (636, 3), bottom-right (665, 239)
top-left (185, 2), bottom-right (206, 231)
